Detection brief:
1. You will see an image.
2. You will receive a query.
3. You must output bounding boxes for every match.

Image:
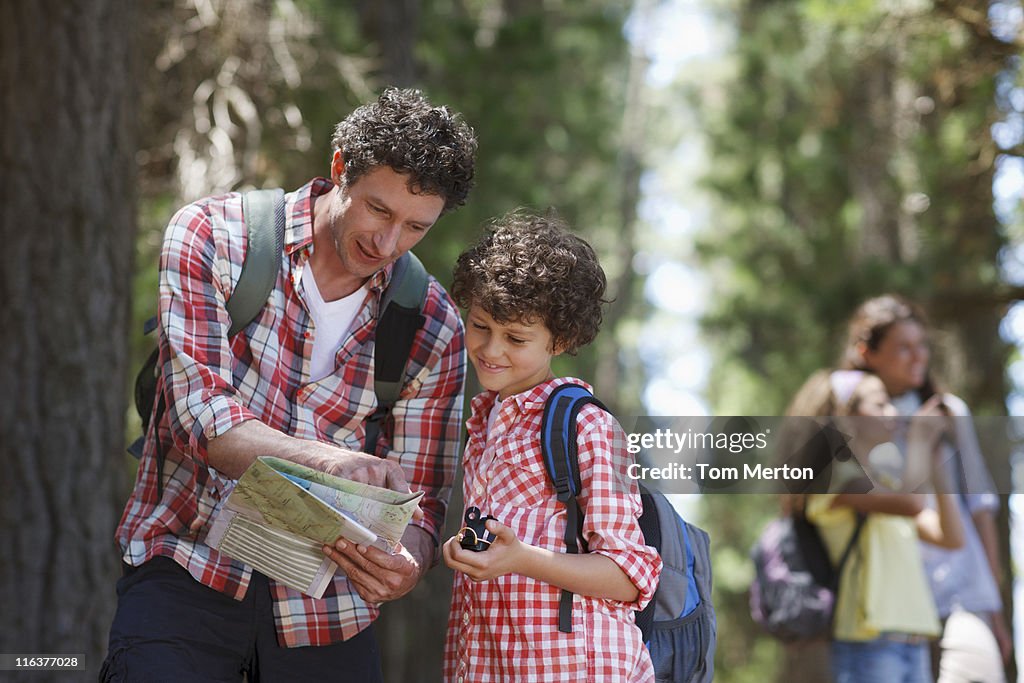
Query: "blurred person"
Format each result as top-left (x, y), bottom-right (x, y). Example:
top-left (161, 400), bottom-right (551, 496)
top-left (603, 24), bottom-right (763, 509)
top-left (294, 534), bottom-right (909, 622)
top-left (795, 369), bottom-right (964, 683)
top-left (102, 88), bottom-right (477, 682)
top-left (842, 294), bottom-right (1009, 683)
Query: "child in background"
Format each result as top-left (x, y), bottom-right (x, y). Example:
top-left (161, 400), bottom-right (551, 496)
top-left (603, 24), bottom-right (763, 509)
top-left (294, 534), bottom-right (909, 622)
top-left (794, 369), bottom-right (964, 683)
top-left (841, 295), bottom-right (1009, 682)
top-left (441, 211), bottom-right (661, 682)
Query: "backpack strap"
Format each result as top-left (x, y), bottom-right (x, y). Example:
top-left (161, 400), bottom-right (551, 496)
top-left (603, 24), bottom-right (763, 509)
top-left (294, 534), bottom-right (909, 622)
top-left (363, 251), bottom-right (429, 453)
top-left (230, 189), bottom-right (286, 336)
top-left (539, 383), bottom-right (608, 634)
top-left (131, 190), bottom-right (286, 501)
top-left (824, 511), bottom-right (867, 634)
top-left (833, 512), bottom-right (867, 585)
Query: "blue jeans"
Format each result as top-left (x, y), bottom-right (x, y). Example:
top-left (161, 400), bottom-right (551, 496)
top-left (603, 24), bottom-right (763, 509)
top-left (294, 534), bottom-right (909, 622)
top-left (832, 637), bottom-right (932, 683)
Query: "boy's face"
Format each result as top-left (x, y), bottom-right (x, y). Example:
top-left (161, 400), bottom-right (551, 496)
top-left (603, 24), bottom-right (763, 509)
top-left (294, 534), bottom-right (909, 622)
top-left (465, 305), bottom-right (561, 400)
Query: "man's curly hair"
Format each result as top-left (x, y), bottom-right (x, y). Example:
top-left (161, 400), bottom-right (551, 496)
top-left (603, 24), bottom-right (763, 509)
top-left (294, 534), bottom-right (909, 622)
top-left (451, 211), bottom-right (608, 354)
top-left (331, 87), bottom-right (477, 213)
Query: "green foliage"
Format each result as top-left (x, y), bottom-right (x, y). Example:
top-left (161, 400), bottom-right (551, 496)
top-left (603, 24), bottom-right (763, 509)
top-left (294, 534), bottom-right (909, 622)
top-left (693, 0), bottom-right (1017, 416)
top-left (702, 494), bottom-right (783, 682)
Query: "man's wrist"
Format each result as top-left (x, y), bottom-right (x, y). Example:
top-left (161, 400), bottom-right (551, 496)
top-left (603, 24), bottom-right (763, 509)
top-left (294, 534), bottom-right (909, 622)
top-left (404, 524), bottom-right (439, 572)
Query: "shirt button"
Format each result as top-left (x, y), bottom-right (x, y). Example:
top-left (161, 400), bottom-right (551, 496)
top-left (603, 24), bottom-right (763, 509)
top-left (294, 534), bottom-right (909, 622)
top-left (462, 612), bottom-right (470, 625)
top-left (303, 331), bottom-right (312, 339)
top-left (474, 484), bottom-right (484, 496)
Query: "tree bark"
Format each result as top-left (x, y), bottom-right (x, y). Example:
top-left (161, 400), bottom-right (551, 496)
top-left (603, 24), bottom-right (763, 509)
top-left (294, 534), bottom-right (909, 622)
top-left (595, 0), bottom-right (652, 418)
top-left (0, 1), bottom-right (135, 680)
top-left (357, 0), bottom-right (421, 87)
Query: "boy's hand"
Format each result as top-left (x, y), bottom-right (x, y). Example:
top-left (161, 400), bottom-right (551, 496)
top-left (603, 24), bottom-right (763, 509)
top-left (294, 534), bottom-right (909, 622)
top-left (442, 520), bottom-right (522, 581)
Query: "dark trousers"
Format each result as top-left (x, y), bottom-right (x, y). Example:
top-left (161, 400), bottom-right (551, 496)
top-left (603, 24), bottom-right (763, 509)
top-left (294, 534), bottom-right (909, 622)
top-left (101, 557), bottom-right (383, 682)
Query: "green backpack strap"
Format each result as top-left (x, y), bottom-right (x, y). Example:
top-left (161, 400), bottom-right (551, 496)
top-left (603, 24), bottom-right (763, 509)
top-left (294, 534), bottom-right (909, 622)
top-left (133, 189), bottom-right (286, 500)
top-left (230, 189), bottom-right (286, 336)
top-left (364, 252), bottom-right (430, 453)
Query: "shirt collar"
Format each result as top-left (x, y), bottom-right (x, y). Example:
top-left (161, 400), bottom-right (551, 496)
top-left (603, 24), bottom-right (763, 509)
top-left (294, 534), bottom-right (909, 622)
top-left (467, 377), bottom-right (594, 429)
top-left (284, 177), bottom-right (328, 254)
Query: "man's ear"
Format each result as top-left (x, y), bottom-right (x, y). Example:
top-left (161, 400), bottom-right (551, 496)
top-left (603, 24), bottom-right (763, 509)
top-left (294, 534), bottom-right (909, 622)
top-left (330, 150), bottom-right (345, 185)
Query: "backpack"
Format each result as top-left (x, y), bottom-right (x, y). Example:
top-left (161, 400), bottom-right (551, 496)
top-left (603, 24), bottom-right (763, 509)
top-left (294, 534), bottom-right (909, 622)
top-left (128, 188), bottom-right (429, 496)
top-left (749, 509), bottom-right (866, 641)
top-left (540, 383), bottom-right (716, 683)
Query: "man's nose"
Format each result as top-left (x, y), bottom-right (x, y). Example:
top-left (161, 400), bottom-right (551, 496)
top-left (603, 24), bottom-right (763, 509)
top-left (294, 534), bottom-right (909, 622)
top-left (373, 223), bottom-right (402, 254)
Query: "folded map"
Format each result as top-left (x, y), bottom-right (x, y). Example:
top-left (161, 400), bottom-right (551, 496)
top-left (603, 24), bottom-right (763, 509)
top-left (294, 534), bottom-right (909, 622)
top-left (205, 456), bottom-right (424, 598)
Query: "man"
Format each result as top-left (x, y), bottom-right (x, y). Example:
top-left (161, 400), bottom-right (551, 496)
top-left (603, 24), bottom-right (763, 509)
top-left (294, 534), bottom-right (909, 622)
top-left (102, 88), bottom-right (477, 682)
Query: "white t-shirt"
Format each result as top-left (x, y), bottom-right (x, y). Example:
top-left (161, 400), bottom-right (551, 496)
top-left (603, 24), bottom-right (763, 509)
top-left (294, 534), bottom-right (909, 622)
top-left (302, 265), bottom-right (367, 382)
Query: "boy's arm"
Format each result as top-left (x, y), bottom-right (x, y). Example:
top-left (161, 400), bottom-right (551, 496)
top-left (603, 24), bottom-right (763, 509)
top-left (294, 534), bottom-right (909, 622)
top-left (573, 407), bottom-right (662, 608)
top-left (442, 521), bottom-right (639, 602)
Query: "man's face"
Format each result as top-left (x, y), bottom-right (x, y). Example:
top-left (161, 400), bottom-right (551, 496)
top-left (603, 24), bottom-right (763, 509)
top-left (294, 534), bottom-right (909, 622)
top-left (326, 154), bottom-right (445, 280)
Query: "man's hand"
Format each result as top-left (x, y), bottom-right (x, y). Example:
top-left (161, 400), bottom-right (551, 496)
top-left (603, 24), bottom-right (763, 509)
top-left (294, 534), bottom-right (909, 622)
top-left (314, 447), bottom-right (410, 491)
top-left (322, 525), bottom-right (433, 604)
top-left (208, 420), bottom-right (411, 491)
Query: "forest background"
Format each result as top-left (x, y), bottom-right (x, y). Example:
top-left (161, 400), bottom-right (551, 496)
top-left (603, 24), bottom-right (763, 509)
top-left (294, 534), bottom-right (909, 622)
top-left (2, 1), bottom-right (1023, 681)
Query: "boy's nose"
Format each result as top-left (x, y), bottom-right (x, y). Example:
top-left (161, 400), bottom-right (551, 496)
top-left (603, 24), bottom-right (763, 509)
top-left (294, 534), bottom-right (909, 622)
top-left (481, 335), bottom-right (504, 358)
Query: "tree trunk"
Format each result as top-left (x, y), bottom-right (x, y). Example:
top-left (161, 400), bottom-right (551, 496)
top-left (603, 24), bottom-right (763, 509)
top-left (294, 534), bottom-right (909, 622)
top-left (0, 2), bottom-right (135, 680)
top-left (357, 0), bottom-right (421, 87)
top-left (595, 0), bottom-right (652, 417)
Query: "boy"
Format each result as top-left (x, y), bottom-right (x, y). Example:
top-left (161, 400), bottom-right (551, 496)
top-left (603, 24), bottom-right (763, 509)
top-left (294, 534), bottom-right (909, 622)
top-left (442, 211), bottom-right (661, 682)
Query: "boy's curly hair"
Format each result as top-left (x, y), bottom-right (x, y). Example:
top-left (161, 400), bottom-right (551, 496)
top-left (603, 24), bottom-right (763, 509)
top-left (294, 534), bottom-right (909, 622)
top-left (451, 211), bottom-right (608, 354)
top-left (331, 87), bottom-right (477, 213)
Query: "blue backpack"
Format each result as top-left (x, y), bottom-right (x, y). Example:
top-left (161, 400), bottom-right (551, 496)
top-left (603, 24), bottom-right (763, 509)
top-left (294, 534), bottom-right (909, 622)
top-left (540, 384), bottom-right (716, 682)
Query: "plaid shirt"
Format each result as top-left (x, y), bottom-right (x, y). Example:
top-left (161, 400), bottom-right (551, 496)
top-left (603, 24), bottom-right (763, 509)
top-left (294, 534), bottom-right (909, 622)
top-left (115, 178), bottom-right (465, 647)
top-left (444, 379), bottom-right (661, 682)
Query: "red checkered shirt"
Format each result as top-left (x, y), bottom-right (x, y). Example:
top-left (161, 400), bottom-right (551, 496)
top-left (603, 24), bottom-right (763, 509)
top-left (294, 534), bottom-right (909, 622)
top-left (444, 379), bottom-right (661, 682)
top-left (115, 178), bottom-right (465, 647)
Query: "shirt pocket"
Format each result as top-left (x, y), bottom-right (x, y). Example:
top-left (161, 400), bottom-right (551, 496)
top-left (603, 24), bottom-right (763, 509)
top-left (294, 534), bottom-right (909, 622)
top-left (487, 440), bottom-right (552, 509)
